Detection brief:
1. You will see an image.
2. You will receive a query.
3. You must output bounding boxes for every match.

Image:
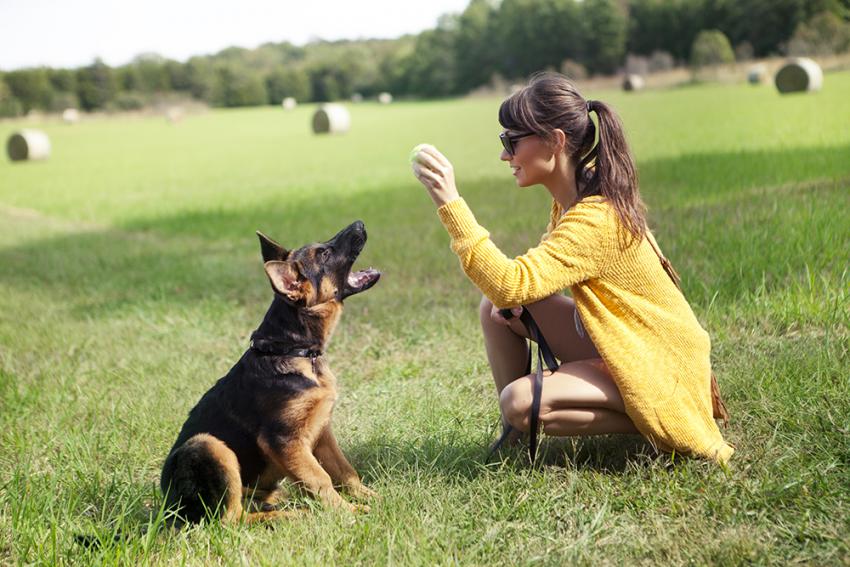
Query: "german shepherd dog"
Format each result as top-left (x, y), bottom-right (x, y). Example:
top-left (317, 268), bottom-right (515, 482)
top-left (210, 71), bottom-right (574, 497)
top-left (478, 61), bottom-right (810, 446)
top-left (160, 221), bottom-right (380, 524)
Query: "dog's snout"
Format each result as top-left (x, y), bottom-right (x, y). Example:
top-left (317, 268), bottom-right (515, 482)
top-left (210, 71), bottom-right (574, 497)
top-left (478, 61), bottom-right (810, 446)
top-left (350, 220), bottom-right (366, 237)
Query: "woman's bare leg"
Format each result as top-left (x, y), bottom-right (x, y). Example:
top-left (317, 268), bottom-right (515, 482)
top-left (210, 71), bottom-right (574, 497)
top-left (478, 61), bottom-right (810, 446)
top-left (479, 293), bottom-right (599, 395)
top-left (479, 296), bottom-right (528, 395)
top-left (499, 359), bottom-right (638, 436)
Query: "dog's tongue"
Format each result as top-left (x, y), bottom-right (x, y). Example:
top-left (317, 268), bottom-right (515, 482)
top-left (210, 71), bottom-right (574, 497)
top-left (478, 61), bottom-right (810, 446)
top-left (347, 268), bottom-right (378, 288)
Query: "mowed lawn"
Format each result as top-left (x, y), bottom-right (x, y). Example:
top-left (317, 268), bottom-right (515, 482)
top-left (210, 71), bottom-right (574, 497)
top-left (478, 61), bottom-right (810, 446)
top-left (1, 72), bottom-right (848, 565)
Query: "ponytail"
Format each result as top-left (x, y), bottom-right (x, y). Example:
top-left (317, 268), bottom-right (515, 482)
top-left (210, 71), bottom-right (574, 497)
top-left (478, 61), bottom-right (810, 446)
top-left (577, 100), bottom-right (646, 244)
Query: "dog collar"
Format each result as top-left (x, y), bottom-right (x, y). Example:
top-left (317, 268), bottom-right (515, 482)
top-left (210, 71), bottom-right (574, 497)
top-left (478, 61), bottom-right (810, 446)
top-left (250, 334), bottom-right (323, 373)
top-left (249, 336), bottom-right (323, 358)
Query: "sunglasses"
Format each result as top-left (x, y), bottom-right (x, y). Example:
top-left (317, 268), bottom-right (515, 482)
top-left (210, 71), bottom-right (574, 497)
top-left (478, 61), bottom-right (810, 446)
top-left (499, 131), bottom-right (535, 156)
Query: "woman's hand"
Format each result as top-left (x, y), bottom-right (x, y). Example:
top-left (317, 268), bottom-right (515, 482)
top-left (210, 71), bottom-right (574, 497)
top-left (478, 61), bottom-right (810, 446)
top-left (490, 304), bottom-right (523, 327)
top-left (410, 144), bottom-right (460, 207)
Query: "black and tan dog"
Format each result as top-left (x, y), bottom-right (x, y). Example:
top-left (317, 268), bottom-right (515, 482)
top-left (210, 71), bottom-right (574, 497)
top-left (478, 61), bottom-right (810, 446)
top-left (160, 221), bottom-right (380, 524)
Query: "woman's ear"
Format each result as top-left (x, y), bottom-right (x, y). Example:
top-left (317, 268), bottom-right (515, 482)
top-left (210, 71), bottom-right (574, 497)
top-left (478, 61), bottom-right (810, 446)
top-left (552, 128), bottom-right (567, 153)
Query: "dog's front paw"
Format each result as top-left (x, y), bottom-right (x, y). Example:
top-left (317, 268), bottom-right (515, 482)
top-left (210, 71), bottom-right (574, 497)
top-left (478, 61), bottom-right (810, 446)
top-left (346, 482), bottom-right (378, 500)
top-left (348, 502), bottom-right (371, 514)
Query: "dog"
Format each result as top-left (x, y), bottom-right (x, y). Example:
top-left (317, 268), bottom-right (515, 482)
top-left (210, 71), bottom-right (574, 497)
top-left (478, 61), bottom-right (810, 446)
top-left (160, 221), bottom-right (380, 524)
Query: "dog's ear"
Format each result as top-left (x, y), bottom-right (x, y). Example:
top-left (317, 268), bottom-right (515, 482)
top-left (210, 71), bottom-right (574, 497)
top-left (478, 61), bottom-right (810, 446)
top-left (264, 261), bottom-right (304, 302)
top-left (257, 231), bottom-right (289, 263)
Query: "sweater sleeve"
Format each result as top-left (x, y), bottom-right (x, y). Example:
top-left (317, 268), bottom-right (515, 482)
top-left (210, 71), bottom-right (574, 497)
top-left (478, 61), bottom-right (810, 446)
top-left (437, 197), bottom-right (610, 308)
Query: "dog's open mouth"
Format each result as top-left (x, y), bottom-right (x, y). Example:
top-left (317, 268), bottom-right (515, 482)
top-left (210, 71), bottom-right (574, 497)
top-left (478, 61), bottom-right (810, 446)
top-left (344, 267), bottom-right (381, 296)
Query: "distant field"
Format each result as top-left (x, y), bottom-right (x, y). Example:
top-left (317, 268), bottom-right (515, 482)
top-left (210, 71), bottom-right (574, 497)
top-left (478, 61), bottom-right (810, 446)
top-left (1, 73), bottom-right (848, 565)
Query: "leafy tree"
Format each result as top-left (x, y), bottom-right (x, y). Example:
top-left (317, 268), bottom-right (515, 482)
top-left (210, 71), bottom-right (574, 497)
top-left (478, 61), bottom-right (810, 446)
top-left (75, 60), bottom-right (116, 111)
top-left (789, 11), bottom-right (850, 54)
top-left (265, 67), bottom-right (311, 104)
top-left (377, 40), bottom-right (416, 96)
top-left (47, 91), bottom-right (79, 112)
top-left (308, 65), bottom-right (342, 102)
top-left (690, 29), bottom-right (735, 68)
top-left (494, 0), bottom-right (585, 78)
top-left (628, 0), bottom-right (708, 62)
top-left (581, 0), bottom-right (628, 75)
top-left (213, 65), bottom-right (267, 107)
top-left (163, 60), bottom-right (190, 92)
top-left (47, 68), bottom-right (76, 93)
top-left (4, 68), bottom-right (53, 113)
top-left (454, 0), bottom-right (499, 92)
top-left (184, 57), bottom-right (216, 101)
top-left (0, 77), bottom-right (24, 118)
top-left (119, 53), bottom-right (171, 93)
top-left (400, 18), bottom-right (459, 97)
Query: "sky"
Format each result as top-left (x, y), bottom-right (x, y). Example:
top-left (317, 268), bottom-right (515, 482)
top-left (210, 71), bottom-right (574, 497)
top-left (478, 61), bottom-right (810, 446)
top-left (0, 0), bottom-right (472, 71)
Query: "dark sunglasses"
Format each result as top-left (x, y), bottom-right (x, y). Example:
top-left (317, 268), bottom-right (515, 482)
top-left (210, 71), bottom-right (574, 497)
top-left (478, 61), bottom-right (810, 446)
top-left (499, 131), bottom-right (535, 156)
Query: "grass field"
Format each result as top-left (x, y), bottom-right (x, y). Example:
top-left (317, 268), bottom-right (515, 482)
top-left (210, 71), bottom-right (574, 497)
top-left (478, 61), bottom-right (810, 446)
top-left (1, 73), bottom-right (849, 565)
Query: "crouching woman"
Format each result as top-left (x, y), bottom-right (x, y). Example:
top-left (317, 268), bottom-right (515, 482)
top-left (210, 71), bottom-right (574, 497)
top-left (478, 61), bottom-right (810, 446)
top-left (410, 73), bottom-right (733, 464)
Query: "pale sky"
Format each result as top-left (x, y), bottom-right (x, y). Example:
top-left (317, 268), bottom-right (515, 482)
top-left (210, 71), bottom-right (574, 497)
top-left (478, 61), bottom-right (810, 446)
top-left (0, 0), bottom-right (471, 70)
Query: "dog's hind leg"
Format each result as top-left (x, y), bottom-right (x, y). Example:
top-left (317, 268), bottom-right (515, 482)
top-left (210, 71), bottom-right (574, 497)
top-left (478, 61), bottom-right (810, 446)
top-left (162, 434), bottom-right (246, 524)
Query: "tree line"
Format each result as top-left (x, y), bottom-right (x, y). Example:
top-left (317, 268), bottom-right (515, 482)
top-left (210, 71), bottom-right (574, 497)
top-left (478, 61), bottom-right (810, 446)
top-left (1, 0), bottom-right (849, 117)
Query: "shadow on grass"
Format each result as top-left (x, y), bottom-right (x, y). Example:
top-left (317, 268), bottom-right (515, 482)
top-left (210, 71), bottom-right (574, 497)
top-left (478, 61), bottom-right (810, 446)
top-left (344, 433), bottom-right (662, 481)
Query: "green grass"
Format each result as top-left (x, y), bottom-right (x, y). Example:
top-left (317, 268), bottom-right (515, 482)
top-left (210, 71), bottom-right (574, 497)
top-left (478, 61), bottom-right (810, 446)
top-left (1, 73), bottom-right (849, 565)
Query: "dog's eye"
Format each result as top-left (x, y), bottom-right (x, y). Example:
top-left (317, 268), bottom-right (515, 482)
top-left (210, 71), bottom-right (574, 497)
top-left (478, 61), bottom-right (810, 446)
top-left (319, 248), bottom-right (332, 262)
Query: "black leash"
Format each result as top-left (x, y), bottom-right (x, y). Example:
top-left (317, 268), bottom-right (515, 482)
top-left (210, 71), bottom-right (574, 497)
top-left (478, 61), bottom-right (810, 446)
top-left (487, 308), bottom-right (559, 463)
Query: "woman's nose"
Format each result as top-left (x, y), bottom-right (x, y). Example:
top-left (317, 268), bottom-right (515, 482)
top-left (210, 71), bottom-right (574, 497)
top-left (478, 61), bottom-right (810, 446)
top-left (500, 149), bottom-right (511, 161)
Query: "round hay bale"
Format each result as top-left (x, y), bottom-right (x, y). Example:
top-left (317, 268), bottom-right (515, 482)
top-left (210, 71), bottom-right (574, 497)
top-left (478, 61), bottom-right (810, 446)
top-left (281, 97), bottom-right (297, 110)
top-left (377, 92), bottom-right (393, 104)
top-left (62, 108), bottom-right (80, 124)
top-left (747, 64), bottom-right (767, 85)
top-left (7, 129), bottom-right (51, 162)
top-left (622, 74), bottom-right (645, 92)
top-left (165, 106), bottom-right (184, 124)
top-left (312, 104), bottom-right (350, 135)
top-left (775, 58), bottom-right (823, 94)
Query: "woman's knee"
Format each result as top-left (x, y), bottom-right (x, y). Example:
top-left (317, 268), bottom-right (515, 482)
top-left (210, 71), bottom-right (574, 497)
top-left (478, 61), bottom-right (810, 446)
top-left (499, 379), bottom-right (532, 432)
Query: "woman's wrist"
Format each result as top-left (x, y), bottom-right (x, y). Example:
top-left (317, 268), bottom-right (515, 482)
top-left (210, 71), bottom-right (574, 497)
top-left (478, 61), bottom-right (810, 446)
top-left (432, 192), bottom-right (460, 208)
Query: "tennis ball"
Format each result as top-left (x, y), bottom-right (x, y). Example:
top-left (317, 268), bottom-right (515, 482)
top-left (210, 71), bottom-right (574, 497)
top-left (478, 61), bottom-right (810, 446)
top-left (408, 143), bottom-right (433, 165)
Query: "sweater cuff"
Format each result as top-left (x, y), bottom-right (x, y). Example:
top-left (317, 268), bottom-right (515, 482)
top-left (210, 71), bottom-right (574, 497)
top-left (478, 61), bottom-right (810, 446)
top-left (437, 198), bottom-right (482, 241)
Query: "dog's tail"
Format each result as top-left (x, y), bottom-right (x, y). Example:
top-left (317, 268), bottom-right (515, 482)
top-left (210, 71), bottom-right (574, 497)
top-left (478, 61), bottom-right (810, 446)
top-left (74, 530), bottom-right (132, 549)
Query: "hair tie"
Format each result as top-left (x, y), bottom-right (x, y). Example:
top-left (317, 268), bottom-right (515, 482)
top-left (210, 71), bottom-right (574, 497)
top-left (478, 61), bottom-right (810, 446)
top-left (586, 99), bottom-right (594, 113)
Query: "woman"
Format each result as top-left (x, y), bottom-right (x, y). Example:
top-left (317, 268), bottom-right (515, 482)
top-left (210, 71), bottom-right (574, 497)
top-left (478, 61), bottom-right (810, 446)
top-left (411, 73), bottom-right (733, 464)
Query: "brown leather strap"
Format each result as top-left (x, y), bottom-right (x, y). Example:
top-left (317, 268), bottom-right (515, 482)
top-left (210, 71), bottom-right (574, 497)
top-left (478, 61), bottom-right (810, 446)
top-left (646, 230), bottom-right (729, 426)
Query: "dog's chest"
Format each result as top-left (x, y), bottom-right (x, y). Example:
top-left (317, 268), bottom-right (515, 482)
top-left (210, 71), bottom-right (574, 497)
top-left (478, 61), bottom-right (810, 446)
top-left (280, 357), bottom-right (337, 392)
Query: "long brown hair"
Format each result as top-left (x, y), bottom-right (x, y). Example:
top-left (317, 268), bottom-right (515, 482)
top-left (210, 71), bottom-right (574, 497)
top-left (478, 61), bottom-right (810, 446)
top-left (498, 72), bottom-right (646, 243)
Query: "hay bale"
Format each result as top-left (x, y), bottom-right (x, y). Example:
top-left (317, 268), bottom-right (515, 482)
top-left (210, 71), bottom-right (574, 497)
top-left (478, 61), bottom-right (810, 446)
top-left (351, 92), bottom-right (363, 103)
top-left (747, 64), bottom-right (767, 85)
top-left (775, 58), bottom-right (823, 94)
top-left (165, 106), bottom-right (184, 124)
top-left (312, 104), bottom-right (350, 135)
top-left (377, 92), bottom-right (393, 104)
top-left (622, 74), bottom-right (645, 92)
top-left (281, 97), bottom-right (297, 110)
top-left (7, 129), bottom-right (51, 162)
top-left (62, 108), bottom-right (80, 124)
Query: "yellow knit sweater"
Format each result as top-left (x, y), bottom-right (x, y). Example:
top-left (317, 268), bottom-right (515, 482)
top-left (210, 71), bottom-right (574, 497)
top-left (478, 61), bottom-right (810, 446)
top-left (437, 196), bottom-right (734, 464)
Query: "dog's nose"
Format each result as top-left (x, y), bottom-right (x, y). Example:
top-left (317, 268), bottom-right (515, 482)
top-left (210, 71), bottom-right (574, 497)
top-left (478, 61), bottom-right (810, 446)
top-left (348, 220), bottom-right (366, 239)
